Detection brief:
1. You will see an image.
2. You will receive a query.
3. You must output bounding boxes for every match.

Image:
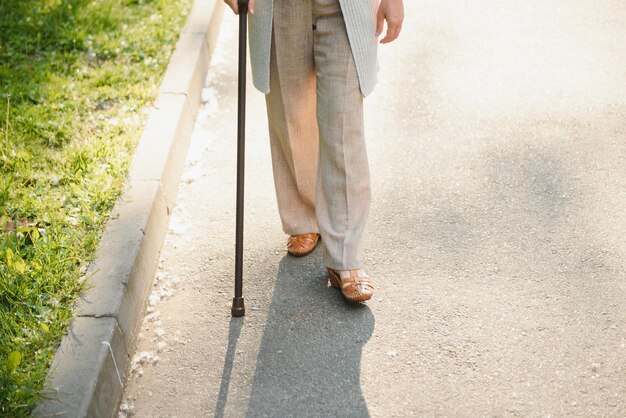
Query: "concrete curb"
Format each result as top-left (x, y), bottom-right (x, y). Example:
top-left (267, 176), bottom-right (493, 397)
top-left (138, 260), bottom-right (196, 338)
top-left (34, 1), bottom-right (225, 416)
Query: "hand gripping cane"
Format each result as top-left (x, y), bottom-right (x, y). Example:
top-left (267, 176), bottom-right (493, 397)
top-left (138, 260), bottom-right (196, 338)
top-left (231, 0), bottom-right (248, 317)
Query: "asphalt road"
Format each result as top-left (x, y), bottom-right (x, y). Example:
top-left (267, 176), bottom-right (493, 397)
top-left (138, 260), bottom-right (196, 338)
top-left (121, 1), bottom-right (626, 416)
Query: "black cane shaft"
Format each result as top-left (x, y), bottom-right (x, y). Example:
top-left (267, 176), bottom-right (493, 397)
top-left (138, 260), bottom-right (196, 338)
top-left (233, 2), bottom-right (248, 317)
top-left (235, 13), bottom-right (246, 298)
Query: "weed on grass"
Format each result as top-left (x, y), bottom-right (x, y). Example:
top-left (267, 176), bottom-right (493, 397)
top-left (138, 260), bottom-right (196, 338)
top-left (0, 0), bottom-right (192, 415)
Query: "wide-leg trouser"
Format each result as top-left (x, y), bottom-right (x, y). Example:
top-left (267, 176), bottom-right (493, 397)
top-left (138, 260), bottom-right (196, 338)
top-left (265, 0), bottom-right (371, 270)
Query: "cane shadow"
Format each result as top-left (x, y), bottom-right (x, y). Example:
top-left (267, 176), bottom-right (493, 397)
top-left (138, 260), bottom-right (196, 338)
top-left (244, 252), bottom-right (375, 417)
top-left (215, 317), bottom-right (244, 418)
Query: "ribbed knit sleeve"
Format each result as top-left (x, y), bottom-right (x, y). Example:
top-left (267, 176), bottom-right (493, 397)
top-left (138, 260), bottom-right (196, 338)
top-left (338, 0), bottom-right (379, 96)
top-left (248, 0), bottom-right (274, 94)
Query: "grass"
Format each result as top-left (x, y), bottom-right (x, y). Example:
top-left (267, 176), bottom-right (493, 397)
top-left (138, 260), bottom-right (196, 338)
top-left (0, 0), bottom-right (193, 415)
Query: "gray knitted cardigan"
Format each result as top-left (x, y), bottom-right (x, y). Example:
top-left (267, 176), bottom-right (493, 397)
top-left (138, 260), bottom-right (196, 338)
top-left (248, 0), bottom-right (379, 96)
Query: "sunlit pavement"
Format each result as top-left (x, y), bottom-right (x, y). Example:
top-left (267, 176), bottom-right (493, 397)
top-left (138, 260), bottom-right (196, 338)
top-left (121, 1), bottom-right (626, 416)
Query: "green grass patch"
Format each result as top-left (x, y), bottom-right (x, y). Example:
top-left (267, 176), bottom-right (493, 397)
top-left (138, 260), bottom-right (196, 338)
top-left (0, 0), bottom-right (193, 415)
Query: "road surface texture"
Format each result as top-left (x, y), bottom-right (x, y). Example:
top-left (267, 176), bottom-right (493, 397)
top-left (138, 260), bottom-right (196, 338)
top-left (121, 1), bottom-right (626, 416)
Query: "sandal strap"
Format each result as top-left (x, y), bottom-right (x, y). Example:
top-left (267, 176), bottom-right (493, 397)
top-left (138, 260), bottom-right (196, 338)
top-left (338, 271), bottom-right (373, 290)
top-left (342, 280), bottom-right (374, 290)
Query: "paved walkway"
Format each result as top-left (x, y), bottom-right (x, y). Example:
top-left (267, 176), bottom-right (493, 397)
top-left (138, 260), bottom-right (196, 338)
top-left (121, 1), bottom-right (626, 416)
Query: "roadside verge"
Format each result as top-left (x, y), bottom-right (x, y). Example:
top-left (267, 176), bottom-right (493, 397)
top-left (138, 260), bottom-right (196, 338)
top-left (34, 1), bottom-right (225, 416)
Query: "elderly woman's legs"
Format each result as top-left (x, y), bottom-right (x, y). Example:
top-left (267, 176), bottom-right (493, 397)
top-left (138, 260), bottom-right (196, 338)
top-left (313, 0), bottom-right (371, 271)
top-left (266, 0), bottom-right (373, 300)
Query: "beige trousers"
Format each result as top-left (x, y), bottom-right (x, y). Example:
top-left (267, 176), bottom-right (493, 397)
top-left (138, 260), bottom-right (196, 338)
top-left (266, 0), bottom-right (371, 270)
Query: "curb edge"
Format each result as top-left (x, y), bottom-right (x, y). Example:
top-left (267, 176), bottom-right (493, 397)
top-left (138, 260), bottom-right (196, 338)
top-left (33, 1), bottom-right (225, 416)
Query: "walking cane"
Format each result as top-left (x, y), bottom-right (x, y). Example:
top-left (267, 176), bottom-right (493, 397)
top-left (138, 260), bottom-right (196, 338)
top-left (231, 0), bottom-right (248, 317)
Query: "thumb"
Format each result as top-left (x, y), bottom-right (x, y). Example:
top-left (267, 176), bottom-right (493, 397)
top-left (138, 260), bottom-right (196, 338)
top-left (375, 8), bottom-right (385, 37)
top-left (248, 0), bottom-right (256, 14)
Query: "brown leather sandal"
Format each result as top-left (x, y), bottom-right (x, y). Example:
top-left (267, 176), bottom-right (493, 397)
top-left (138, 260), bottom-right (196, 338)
top-left (327, 268), bottom-right (374, 303)
top-left (287, 233), bottom-right (320, 257)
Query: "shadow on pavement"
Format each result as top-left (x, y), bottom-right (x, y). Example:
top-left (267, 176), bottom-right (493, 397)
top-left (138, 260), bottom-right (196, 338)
top-left (244, 252), bottom-right (375, 417)
top-left (215, 317), bottom-right (244, 418)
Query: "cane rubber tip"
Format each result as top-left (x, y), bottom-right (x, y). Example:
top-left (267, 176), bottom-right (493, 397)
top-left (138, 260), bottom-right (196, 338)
top-left (231, 297), bottom-right (245, 317)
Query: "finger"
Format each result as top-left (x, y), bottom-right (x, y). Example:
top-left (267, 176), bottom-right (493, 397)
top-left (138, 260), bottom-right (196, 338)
top-left (390, 22), bottom-right (402, 42)
top-left (381, 20), bottom-right (402, 44)
top-left (224, 0), bottom-right (239, 14)
top-left (248, 0), bottom-right (256, 14)
top-left (375, 9), bottom-right (385, 37)
top-left (380, 24), bottom-right (395, 44)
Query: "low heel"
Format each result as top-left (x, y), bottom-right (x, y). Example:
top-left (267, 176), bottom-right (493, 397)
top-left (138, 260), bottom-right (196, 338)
top-left (327, 268), bottom-right (341, 289)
